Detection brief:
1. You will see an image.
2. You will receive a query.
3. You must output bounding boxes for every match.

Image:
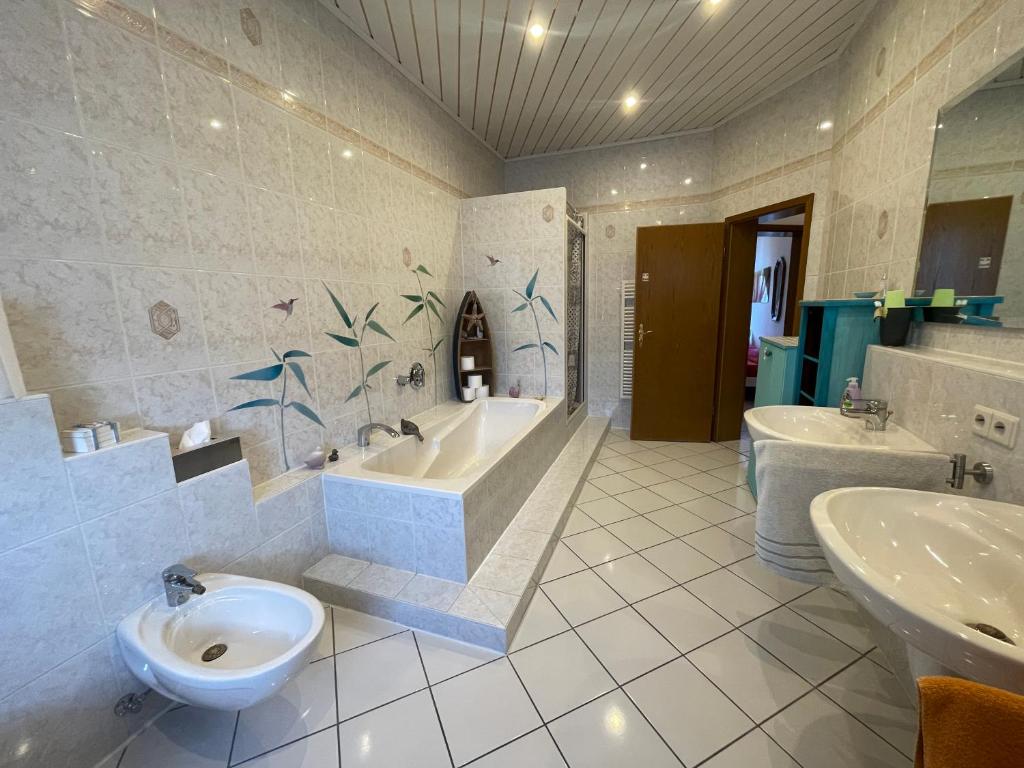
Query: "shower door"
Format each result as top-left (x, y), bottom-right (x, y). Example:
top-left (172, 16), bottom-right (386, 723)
top-left (566, 210), bottom-right (586, 417)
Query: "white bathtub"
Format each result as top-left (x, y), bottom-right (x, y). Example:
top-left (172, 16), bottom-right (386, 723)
top-left (323, 397), bottom-right (566, 582)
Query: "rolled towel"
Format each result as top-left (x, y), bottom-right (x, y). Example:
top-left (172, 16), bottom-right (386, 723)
top-left (753, 439), bottom-right (950, 585)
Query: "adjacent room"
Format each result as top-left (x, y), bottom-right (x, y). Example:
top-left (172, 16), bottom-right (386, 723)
top-left (2, 1), bottom-right (1023, 767)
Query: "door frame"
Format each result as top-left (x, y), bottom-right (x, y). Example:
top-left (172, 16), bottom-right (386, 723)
top-left (711, 194), bottom-right (814, 442)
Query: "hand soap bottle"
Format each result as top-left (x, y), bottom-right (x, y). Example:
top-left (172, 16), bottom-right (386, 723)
top-left (842, 377), bottom-right (861, 407)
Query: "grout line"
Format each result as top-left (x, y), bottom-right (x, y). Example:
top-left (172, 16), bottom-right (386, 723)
top-left (504, 650), bottom-right (572, 768)
top-left (411, 631), bottom-right (457, 768)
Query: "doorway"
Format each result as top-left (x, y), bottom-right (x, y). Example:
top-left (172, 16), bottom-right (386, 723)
top-left (915, 197), bottom-right (1012, 296)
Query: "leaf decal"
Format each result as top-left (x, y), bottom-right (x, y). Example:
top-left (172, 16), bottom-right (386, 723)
top-left (416, 264), bottom-right (432, 276)
top-left (539, 295), bottom-right (557, 321)
top-left (227, 398), bottom-right (279, 411)
top-left (400, 294), bottom-right (422, 303)
top-left (282, 349), bottom-right (311, 359)
top-left (543, 341), bottom-right (559, 355)
top-left (288, 401), bottom-right (325, 427)
top-left (345, 384), bottom-right (364, 402)
top-left (432, 338), bottom-right (444, 351)
top-left (511, 302), bottom-right (529, 313)
top-left (427, 290), bottom-right (446, 307)
top-left (514, 343), bottom-right (539, 352)
top-left (525, 268), bottom-right (539, 299)
top-left (286, 362), bottom-right (312, 396)
top-left (231, 363), bottom-right (284, 381)
top-left (272, 348), bottom-right (282, 362)
top-left (366, 320), bottom-right (395, 341)
top-left (404, 304), bottom-right (425, 324)
top-left (365, 302), bottom-right (380, 322)
top-left (365, 360), bottom-right (391, 377)
top-left (426, 299), bottom-right (443, 322)
top-left (322, 282), bottom-right (352, 328)
top-left (325, 331), bottom-right (359, 348)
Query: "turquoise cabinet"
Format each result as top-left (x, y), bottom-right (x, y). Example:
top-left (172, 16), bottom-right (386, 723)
top-left (753, 337), bottom-right (798, 408)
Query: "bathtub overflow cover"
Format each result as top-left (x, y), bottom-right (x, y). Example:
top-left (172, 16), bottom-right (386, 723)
top-left (202, 643), bottom-right (228, 662)
top-left (966, 623), bottom-right (1015, 645)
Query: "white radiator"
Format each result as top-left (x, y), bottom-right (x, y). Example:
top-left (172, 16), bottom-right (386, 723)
top-left (620, 280), bottom-right (635, 399)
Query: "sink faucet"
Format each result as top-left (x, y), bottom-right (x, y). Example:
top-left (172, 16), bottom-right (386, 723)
top-left (840, 398), bottom-right (893, 431)
top-left (357, 422), bottom-right (400, 448)
top-left (401, 418), bottom-right (423, 442)
top-left (162, 564), bottom-right (205, 607)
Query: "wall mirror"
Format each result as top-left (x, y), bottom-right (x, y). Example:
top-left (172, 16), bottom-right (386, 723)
top-left (916, 52), bottom-right (1024, 327)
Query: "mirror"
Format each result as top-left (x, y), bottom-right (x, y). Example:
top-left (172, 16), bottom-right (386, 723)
top-left (916, 54), bottom-right (1024, 326)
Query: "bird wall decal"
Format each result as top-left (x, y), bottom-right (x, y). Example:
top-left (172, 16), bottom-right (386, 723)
top-left (271, 298), bottom-right (298, 318)
top-left (484, 254), bottom-right (501, 267)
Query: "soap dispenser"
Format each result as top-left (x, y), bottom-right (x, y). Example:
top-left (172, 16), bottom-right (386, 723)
top-left (842, 377), bottom-right (861, 407)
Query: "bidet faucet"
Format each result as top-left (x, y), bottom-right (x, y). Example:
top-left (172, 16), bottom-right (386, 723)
top-left (839, 398), bottom-right (893, 431)
top-left (357, 422), bottom-right (400, 447)
top-left (162, 564), bottom-right (205, 607)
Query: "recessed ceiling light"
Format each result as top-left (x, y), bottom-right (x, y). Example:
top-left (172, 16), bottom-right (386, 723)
top-left (684, 177), bottom-right (693, 185)
top-left (624, 94), bottom-right (639, 110)
top-left (709, 0), bottom-right (722, 5)
top-left (640, 162), bottom-right (648, 170)
top-left (209, 119), bottom-right (223, 130)
top-left (529, 23), bottom-right (545, 39)
top-left (610, 189), bottom-right (619, 195)
top-left (341, 149), bottom-right (353, 159)
top-left (817, 120), bottom-right (833, 131)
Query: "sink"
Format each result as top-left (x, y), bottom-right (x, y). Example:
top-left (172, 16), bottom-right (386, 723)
top-left (745, 406), bottom-right (935, 451)
top-left (117, 573), bottom-right (325, 710)
top-left (811, 487), bottom-right (1024, 693)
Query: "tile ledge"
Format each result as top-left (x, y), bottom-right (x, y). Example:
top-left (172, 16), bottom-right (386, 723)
top-left (871, 344), bottom-right (1024, 382)
top-left (62, 428), bottom-right (169, 461)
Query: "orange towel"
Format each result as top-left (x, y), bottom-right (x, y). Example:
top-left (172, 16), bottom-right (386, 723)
top-left (916, 676), bottom-right (1024, 767)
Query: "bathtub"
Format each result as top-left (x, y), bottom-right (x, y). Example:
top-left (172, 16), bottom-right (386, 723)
top-left (323, 397), bottom-right (569, 582)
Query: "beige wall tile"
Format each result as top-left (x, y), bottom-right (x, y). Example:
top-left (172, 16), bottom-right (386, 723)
top-left (197, 271), bottom-right (265, 364)
top-left (134, 369), bottom-right (217, 442)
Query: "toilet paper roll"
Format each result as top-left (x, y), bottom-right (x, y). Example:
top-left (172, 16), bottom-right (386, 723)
top-left (462, 386), bottom-right (476, 401)
top-left (460, 355), bottom-right (475, 371)
top-left (467, 374), bottom-right (483, 388)
top-left (476, 385), bottom-right (490, 398)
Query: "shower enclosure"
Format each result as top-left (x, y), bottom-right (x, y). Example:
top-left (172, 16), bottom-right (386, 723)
top-left (565, 205), bottom-right (586, 416)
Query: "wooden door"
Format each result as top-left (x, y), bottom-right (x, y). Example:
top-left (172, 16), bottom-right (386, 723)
top-left (915, 197), bottom-right (1013, 295)
top-left (631, 224), bottom-right (725, 441)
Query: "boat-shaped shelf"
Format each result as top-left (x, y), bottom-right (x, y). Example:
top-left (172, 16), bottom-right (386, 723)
top-left (452, 290), bottom-right (494, 402)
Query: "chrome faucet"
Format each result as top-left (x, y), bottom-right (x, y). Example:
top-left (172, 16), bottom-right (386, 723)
top-left (357, 422), bottom-right (400, 447)
top-left (839, 398), bottom-right (893, 431)
top-left (162, 564), bottom-right (205, 607)
top-left (401, 418), bottom-right (423, 442)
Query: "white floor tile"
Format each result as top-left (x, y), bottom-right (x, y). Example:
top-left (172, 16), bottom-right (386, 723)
top-left (626, 657), bottom-right (753, 766)
top-left (819, 657), bottom-right (918, 758)
top-left (233, 658), bottom-right (338, 763)
top-left (727, 557), bottom-right (815, 603)
top-left (741, 607), bottom-right (860, 685)
top-left (599, 454), bottom-right (644, 473)
top-left (415, 631), bottom-right (502, 685)
top-left (575, 483), bottom-right (607, 504)
top-left (762, 691), bottom-right (911, 767)
top-left (577, 608), bottom-right (678, 684)
top-left (561, 507), bottom-right (601, 537)
top-left (688, 631), bottom-right (810, 722)
top-left (682, 527), bottom-right (753, 565)
top-left (648, 480), bottom-right (704, 504)
top-left (239, 728), bottom-right (339, 768)
top-left (621, 466), bottom-right (672, 486)
top-left (682, 496), bottom-right (748, 524)
top-left (718, 514), bottom-right (756, 544)
top-left (433, 658), bottom-right (542, 766)
top-left (605, 516), bottom-right (673, 550)
top-left (542, 570), bottom-right (627, 626)
top-left (311, 606), bottom-right (334, 661)
top-left (508, 590), bottom-right (571, 652)
top-left (706, 463), bottom-right (749, 486)
top-left (338, 689), bottom-right (450, 768)
top-left (614, 487), bottom-right (674, 514)
top-left (119, 706), bottom-right (235, 768)
top-left (563, 527), bottom-right (633, 566)
top-left (577, 496), bottom-right (636, 526)
top-left (335, 632), bottom-right (427, 720)
top-left (590, 473), bottom-right (642, 495)
top-left (789, 588), bottom-right (875, 652)
top-left (549, 690), bottom-right (681, 768)
top-left (685, 448), bottom-right (744, 471)
top-left (700, 728), bottom-right (799, 768)
top-left (333, 607), bottom-right (407, 653)
top-left (634, 586), bottom-right (733, 652)
top-left (588, 462), bottom-right (615, 479)
top-left (712, 487), bottom-right (757, 513)
top-left (541, 542), bottom-right (588, 582)
top-left (641, 539), bottom-right (719, 583)
top-left (512, 632), bottom-right (615, 720)
top-left (643, 506), bottom-right (712, 536)
top-left (606, 441), bottom-right (647, 456)
top-left (628, 449), bottom-right (674, 466)
top-left (651, 459), bottom-right (702, 479)
top-left (654, 444), bottom-right (701, 460)
top-left (592, 553), bottom-right (676, 603)
top-left (685, 569), bottom-right (779, 625)
top-left (468, 728), bottom-right (565, 767)
top-left (684, 473), bottom-right (737, 495)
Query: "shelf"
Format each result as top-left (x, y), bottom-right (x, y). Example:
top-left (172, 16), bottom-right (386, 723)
top-left (803, 354), bottom-right (819, 364)
top-left (799, 390), bottom-right (815, 401)
top-left (460, 337), bottom-right (489, 342)
top-left (459, 367), bottom-right (492, 373)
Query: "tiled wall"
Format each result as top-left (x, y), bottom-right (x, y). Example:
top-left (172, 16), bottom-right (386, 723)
top-left (460, 188), bottom-right (568, 399)
top-left (0, 394), bottom-right (328, 767)
top-left (0, 0), bottom-right (503, 486)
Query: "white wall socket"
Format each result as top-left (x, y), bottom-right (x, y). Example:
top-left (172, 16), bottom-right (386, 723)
top-left (990, 411), bottom-right (1019, 449)
top-left (972, 405), bottom-right (994, 438)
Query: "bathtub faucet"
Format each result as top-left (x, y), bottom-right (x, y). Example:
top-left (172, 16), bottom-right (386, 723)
top-left (357, 422), bottom-right (400, 448)
top-left (401, 418), bottom-right (423, 442)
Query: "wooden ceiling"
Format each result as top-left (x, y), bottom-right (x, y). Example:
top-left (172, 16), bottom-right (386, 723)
top-left (320, 0), bottom-right (874, 159)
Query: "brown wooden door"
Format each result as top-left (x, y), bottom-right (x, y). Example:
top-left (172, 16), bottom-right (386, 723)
top-left (915, 197), bottom-right (1013, 295)
top-left (631, 223), bottom-right (725, 441)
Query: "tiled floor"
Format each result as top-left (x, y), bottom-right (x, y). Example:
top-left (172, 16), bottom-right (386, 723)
top-left (100, 429), bottom-right (917, 768)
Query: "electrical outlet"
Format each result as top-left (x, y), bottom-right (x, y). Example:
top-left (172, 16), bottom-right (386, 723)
top-left (972, 405), bottom-right (994, 438)
top-left (989, 410), bottom-right (1019, 449)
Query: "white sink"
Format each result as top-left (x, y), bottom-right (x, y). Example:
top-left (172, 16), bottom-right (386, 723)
top-left (745, 406), bottom-right (934, 451)
top-left (117, 573), bottom-right (325, 710)
top-left (811, 487), bottom-right (1024, 693)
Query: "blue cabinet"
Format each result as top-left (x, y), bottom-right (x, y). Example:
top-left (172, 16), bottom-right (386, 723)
top-left (753, 337), bottom-right (798, 408)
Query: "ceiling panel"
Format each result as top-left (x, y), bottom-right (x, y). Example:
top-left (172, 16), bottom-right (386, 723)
top-left (319, 0), bottom-right (875, 159)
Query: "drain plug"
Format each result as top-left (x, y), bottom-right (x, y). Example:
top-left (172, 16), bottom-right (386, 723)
top-left (202, 643), bottom-right (228, 662)
top-left (966, 622), bottom-right (1016, 646)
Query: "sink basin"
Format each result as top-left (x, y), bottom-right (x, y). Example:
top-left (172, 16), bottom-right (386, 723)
top-left (117, 573), bottom-right (325, 710)
top-left (745, 406), bottom-right (935, 451)
top-left (811, 487), bottom-right (1024, 693)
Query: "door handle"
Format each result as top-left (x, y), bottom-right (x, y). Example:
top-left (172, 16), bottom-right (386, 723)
top-left (637, 323), bottom-right (654, 348)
